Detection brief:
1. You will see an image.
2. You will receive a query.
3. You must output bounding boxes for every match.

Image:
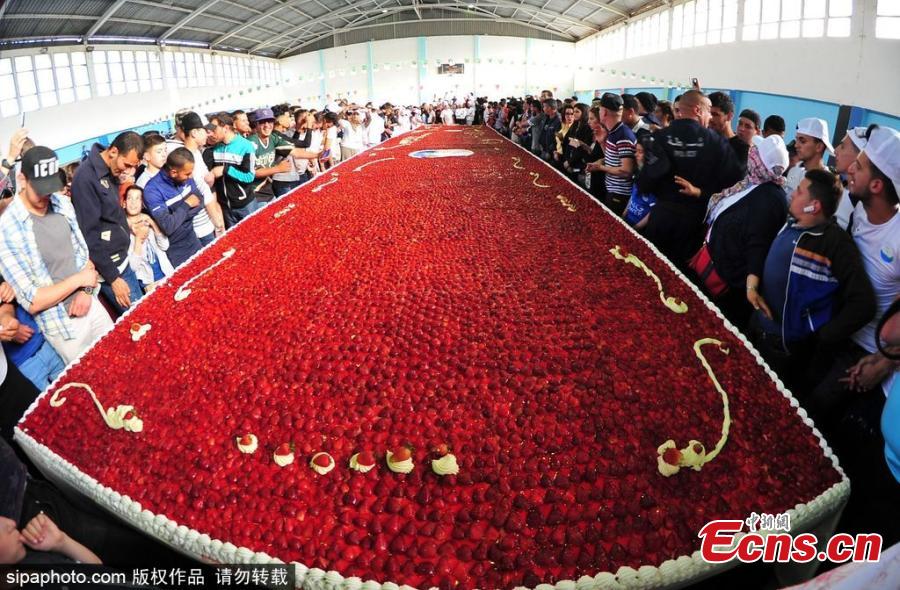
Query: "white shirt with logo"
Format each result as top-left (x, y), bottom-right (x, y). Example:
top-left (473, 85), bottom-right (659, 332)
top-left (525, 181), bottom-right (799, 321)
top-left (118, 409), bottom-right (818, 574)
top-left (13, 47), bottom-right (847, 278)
top-left (850, 203), bottom-right (900, 395)
top-left (366, 115), bottom-right (385, 147)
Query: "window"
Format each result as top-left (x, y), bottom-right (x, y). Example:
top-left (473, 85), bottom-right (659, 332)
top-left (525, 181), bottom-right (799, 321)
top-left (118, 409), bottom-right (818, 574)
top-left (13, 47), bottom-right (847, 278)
top-left (671, 0), bottom-right (736, 48)
top-left (761, 0), bottom-right (780, 39)
top-left (71, 52), bottom-right (90, 101)
top-left (185, 54), bottom-right (198, 88)
top-left (694, 0), bottom-right (708, 46)
top-left (174, 52), bottom-right (187, 88)
top-left (14, 56), bottom-right (40, 113)
top-left (148, 52), bottom-right (162, 91)
top-left (782, 0), bottom-right (802, 38)
top-left (163, 52), bottom-right (176, 87)
top-left (742, 0), bottom-right (852, 40)
top-left (53, 53), bottom-right (73, 104)
top-left (597, 26), bottom-right (626, 64)
top-left (202, 54), bottom-right (213, 86)
top-left (828, 0), bottom-right (852, 36)
top-left (214, 55), bottom-right (225, 85)
top-left (92, 51), bottom-right (110, 97)
top-left (876, 0), bottom-right (900, 39)
top-left (32, 54), bottom-right (57, 108)
top-left (0, 57), bottom-right (17, 117)
top-left (803, 0), bottom-right (826, 37)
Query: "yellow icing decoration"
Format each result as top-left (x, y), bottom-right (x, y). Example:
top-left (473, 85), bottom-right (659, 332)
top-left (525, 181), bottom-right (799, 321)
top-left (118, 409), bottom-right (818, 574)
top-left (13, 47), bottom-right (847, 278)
top-left (609, 245), bottom-right (688, 314)
top-left (556, 195), bottom-right (577, 212)
top-left (511, 157), bottom-right (525, 170)
top-left (657, 338), bottom-right (731, 476)
top-left (529, 172), bottom-right (550, 188)
top-left (50, 383), bottom-right (143, 433)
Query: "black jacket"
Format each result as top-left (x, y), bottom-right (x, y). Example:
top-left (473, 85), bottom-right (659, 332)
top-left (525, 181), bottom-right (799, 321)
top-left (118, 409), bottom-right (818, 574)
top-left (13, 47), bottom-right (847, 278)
top-left (707, 182), bottom-right (788, 289)
top-left (563, 121), bottom-right (594, 171)
top-left (70, 144), bottom-right (132, 284)
top-left (638, 119), bottom-right (744, 213)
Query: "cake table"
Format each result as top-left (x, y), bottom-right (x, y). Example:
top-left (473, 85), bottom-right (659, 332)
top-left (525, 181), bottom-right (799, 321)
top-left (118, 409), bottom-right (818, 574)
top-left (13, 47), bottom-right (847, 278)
top-left (16, 126), bottom-right (849, 589)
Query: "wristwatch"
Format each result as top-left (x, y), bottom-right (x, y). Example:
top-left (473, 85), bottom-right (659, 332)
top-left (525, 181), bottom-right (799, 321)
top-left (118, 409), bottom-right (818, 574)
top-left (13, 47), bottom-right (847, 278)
top-left (82, 287), bottom-right (94, 296)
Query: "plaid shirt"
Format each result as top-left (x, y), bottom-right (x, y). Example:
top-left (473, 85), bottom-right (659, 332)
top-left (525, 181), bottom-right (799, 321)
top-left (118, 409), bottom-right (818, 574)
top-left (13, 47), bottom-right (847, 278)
top-left (0, 193), bottom-right (90, 340)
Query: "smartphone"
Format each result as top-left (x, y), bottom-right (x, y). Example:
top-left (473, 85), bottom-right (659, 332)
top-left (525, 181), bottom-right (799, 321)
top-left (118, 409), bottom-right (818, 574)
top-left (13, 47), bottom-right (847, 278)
top-left (19, 112), bottom-right (25, 128)
top-left (691, 77), bottom-right (700, 90)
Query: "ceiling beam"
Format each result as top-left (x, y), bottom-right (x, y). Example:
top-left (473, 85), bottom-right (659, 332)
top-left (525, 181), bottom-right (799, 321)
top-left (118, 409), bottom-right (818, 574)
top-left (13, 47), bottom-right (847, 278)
top-left (278, 6), bottom-right (576, 57)
top-left (583, 0), bottom-right (629, 18)
top-left (212, 0), bottom-right (319, 46)
top-left (86, 0), bottom-right (131, 38)
top-left (251, 0), bottom-right (389, 53)
top-left (160, 0), bottom-right (227, 41)
top-left (259, 0), bottom-right (588, 55)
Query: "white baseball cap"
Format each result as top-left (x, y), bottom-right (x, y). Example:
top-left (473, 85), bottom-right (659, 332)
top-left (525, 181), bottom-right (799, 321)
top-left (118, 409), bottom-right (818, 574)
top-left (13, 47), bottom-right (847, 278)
top-left (755, 135), bottom-right (789, 174)
top-left (795, 117), bottom-right (835, 155)
top-left (862, 126), bottom-right (900, 195)
top-left (845, 126), bottom-right (869, 152)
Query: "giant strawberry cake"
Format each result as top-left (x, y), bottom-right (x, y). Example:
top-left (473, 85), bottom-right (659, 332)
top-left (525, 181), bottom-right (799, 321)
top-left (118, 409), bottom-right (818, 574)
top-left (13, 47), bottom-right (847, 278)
top-left (16, 126), bottom-right (848, 589)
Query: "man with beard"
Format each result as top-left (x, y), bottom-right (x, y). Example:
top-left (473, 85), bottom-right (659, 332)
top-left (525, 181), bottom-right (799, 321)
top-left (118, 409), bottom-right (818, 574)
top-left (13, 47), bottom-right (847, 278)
top-left (808, 126), bottom-right (900, 429)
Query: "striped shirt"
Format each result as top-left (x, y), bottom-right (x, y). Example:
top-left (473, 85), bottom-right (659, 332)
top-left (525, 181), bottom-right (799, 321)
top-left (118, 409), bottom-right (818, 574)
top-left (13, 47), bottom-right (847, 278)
top-left (604, 122), bottom-right (637, 196)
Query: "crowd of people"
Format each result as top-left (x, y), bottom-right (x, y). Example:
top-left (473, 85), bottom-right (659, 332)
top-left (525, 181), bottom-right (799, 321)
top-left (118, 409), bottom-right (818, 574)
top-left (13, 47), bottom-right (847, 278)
top-left (0, 87), bottom-right (896, 574)
top-left (487, 87), bottom-right (900, 546)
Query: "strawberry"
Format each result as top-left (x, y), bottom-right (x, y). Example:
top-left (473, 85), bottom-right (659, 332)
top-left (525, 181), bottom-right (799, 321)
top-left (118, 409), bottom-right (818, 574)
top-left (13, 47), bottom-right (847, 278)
top-left (391, 446), bottom-right (412, 462)
top-left (276, 443), bottom-right (293, 456)
top-left (432, 443), bottom-right (449, 456)
top-left (313, 453), bottom-right (332, 467)
top-left (124, 411), bottom-right (136, 421)
top-left (130, 322), bottom-right (142, 333)
top-left (356, 451), bottom-right (376, 466)
top-left (239, 434), bottom-right (253, 446)
top-left (662, 447), bottom-right (682, 466)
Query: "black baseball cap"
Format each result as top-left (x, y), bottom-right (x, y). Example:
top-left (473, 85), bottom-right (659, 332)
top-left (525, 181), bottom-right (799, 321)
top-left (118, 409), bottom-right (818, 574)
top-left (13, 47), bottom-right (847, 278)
top-left (180, 111), bottom-right (205, 133)
top-left (598, 92), bottom-right (623, 112)
top-left (21, 146), bottom-right (64, 196)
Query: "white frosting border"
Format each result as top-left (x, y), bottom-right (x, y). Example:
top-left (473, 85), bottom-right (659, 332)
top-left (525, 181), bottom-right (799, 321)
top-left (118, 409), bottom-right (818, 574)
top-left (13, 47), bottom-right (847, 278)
top-left (14, 124), bottom-right (849, 590)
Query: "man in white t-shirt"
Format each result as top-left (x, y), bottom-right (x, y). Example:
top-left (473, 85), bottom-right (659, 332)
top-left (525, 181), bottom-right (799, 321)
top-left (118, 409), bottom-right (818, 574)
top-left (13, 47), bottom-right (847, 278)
top-left (454, 103), bottom-right (468, 125)
top-left (338, 109), bottom-right (366, 160)
top-left (811, 126), bottom-right (900, 421)
top-left (440, 105), bottom-right (455, 126)
top-left (784, 118), bottom-right (834, 199)
top-left (832, 126), bottom-right (868, 230)
top-left (366, 108), bottom-right (385, 148)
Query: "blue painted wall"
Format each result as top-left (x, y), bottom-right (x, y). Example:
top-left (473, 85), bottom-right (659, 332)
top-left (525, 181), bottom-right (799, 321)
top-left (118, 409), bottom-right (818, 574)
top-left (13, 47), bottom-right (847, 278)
top-left (730, 91), bottom-right (840, 142)
top-left (56, 120), bottom-right (173, 165)
top-left (861, 110), bottom-right (900, 130)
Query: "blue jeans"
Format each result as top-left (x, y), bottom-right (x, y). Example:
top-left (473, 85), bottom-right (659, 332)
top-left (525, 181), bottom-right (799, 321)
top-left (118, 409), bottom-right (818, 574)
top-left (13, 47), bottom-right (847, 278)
top-left (99, 266), bottom-right (144, 317)
top-left (273, 180), bottom-right (301, 198)
top-left (198, 232), bottom-right (215, 247)
top-left (223, 199), bottom-right (262, 228)
top-left (18, 340), bottom-right (65, 391)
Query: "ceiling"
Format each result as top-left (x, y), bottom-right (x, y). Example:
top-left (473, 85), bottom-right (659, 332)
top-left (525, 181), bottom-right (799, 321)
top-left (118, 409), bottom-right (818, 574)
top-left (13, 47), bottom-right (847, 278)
top-left (0, 0), bottom-right (658, 58)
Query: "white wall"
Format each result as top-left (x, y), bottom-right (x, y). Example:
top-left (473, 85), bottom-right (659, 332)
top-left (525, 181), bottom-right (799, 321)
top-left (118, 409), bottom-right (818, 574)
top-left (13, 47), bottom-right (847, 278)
top-left (280, 35), bottom-right (577, 106)
top-left (574, 0), bottom-right (899, 115)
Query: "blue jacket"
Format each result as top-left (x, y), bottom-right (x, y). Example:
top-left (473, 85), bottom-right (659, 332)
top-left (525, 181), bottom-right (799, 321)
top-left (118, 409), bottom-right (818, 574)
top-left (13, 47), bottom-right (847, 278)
top-left (143, 172), bottom-right (203, 246)
top-left (776, 220), bottom-right (875, 348)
